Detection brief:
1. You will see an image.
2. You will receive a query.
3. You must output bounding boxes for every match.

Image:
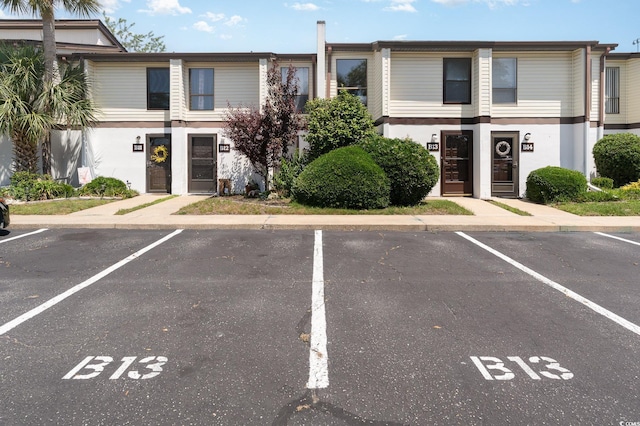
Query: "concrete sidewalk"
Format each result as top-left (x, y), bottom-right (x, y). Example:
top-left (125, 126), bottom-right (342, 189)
top-left (9, 194), bottom-right (640, 232)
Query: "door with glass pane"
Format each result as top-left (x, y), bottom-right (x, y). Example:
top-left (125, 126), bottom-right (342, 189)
top-left (491, 132), bottom-right (519, 198)
top-left (147, 135), bottom-right (171, 193)
top-left (441, 131), bottom-right (473, 196)
top-left (189, 135), bottom-right (217, 193)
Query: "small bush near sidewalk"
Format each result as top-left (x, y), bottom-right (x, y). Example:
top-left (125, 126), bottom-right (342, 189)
top-left (79, 176), bottom-right (137, 198)
top-left (359, 136), bottom-right (439, 206)
top-left (3, 171), bottom-right (74, 201)
top-left (526, 166), bottom-right (587, 204)
top-left (590, 176), bottom-right (614, 190)
top-left (292, 146), bottom-right (390, 210)
top-left (592, 133), bottom-right (640, 187)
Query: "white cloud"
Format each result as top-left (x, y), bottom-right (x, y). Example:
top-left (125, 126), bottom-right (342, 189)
top-left (220, 34), bottom-right (233, 40)
top-left (100, 0), bottom-right (124, 14)
top-left (431, 0), bottom-right (522, 6)
top-left (393, 34), bottom-right (409, 40)
top-left (202, 12), bottom-right (225, 22)
top-left (193, 21), bottom-right (214, 33)
top-left (225, 15), bottom-right (244, 26)
top-left (384, 0), bottom-right (418, 12)
top-left (289, 2), bottom-right (321, 11)
top-left (139, 0), bottom-right (192, 16)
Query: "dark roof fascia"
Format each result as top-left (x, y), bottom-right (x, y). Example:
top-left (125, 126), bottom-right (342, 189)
top-left (368, 40), bottom-right (605, 52)
top-left (607, 52), bottom-right (640, 60)
top-left (73, 52), bottom-right (311, 63)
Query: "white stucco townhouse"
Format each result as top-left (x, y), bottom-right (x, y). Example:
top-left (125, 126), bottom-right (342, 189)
top-left (0, 20), bottom-right (634, 198)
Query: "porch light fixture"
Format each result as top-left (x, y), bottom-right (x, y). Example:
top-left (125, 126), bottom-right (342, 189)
top-left (524, 133), bottom-right (531, 141)
top-left (431, 134), bottom-right (438, 143)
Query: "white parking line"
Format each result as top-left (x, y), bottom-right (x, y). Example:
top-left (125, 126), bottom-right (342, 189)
top-left (456, 231), bottom-right (640, 337)
top-left (0, 228), bottom-right (48, 244)
top-left (594, 232), bottom-right (640, 247)
top-left (0, 229), bottom-right (184, 336)
top-left (307, 229), bottom-right (329, 389)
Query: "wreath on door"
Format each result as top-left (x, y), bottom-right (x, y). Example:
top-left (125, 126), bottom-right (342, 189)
top-left (151, 145), bottom-right (169, 163)
top-left (495, 140), bottom-right (511, 157)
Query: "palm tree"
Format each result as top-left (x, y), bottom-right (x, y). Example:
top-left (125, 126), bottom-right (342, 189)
top-left (0, 44), bottom-right (96, 174)
top-left (0, 0), bottom-right (101, 173)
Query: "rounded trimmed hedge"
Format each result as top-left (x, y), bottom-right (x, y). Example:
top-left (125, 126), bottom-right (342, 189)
top-left (79, 176), bottom-right (132, 197)
top-left (592, 133), bottom-right (640, 187)
top-left (359, 136), bottom-right (439, 206)
top-left (526, 166), bottom-right (587, 204)
top-left (292, 146), bottom-right (390, 209)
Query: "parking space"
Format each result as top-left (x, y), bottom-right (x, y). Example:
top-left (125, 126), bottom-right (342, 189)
top-left (1, 229), bottom-right (639, 425)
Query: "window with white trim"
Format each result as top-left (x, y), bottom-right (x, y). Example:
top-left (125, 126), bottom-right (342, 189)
top-left (336, 59), bottom-right (367, 105)
top-left (189, 68), bottom-right (214, 110)
top-left (492, 58), bottom-right (517, 104)
top-left (605, 66), bottom-right (620, 114)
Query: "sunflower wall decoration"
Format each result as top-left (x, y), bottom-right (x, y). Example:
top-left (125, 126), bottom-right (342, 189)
top-left (151, 145), bottom-right (169, 163)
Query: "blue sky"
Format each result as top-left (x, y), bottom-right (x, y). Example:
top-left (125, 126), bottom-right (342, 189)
top-left (2, 0), bottom-right (640, 53)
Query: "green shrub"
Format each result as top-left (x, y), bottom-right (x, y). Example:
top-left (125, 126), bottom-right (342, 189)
top-left (79, 176), bottom-right (135, 198)
top-left (590, 176), bottom-right (614, 189)
top-left (8, 172), bottom-right (75, 201)
top-left (292, 146), bottom-right (390, 209)
top-left (304, 91), bottom-right (377, 163)
top-left (359, 136), bottom-right (439, 206)
top-left (592, 133), bottom-right (640, 187)
top-left (526, 166), bottom-right (587, 204)
top-left (273, 151), bottom-right (306, 197)
top-left (573, 190), bottom-right (619, 202)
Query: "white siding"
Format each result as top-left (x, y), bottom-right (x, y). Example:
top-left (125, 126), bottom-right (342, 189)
top-left (369, 50), bottom-right (383, 120)
top-left (92, 62), bottom-right (169, 122)
top-left (184, 62), bottom-right (260, 121)
top-left (170, 59), bottom-right (186, 121)
top-left (91, 61), bottom-right (260, 122)
top-left (389, 52), bottom-right (475, 118)
top-left (492, 52), bottom-right (573, 117)
top-left (627, 59), bottom-right (640, 124)
top-left (603, 59), bottom-right (625, 124)
top-left (573, 49), bottom-right (586, 119)
top-left (589, 52), bottom-right (599, 120)
top-left (475, 49), bottom-right (491, 117)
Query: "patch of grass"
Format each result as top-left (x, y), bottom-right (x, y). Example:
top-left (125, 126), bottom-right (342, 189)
top-left (487, 200), bottom-right (532, 216)
top-left (9, 199), bottom-right (116, 215)
top-left (175, 196), bottom-right (472, 215)
top-left (116, 195), bottom-right (178, 215)
top-left (554, 200), bottom-right (640, 216)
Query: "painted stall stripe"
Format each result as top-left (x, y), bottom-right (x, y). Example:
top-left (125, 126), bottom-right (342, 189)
top-left (0, 228), bottom-right (48, 245)
top-left (456, 232), bottom-right (640, 337)
top-left (0, 229), bottom-right (184, 336)
top-left (594, 232), bottom-right (640, 247)
top-left (306, 230), bottom-right (329, 389)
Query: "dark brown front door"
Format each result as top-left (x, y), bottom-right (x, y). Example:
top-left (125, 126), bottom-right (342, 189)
top-left (441, 131), bottom-right (473, 196)
top-left (147, 135), bottom-right (171, 193)
top-left (491, 132), bottom-right (519, 198)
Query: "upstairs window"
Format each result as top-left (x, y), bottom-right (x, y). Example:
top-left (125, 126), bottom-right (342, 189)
top-left (282, 66), bottom-right (309, 113)
top-left (147, 68), bottom-right (170, 110)
top-left (190, 68), bottom-right (214, 110)
top-left (336, 59), bottom-right (367, 105)
top-left (443, 58), bottom-right (472, 104)
top-left (605, 67), bottom-right (620, 114)
top-left (493, 58), bottom-right (517, 104)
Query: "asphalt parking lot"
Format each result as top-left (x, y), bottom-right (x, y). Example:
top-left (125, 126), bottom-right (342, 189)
top-left (1, 228), bottom-right (639, 425)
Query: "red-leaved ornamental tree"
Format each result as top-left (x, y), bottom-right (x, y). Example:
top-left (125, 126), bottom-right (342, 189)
top-left (224, 61), bottom-right (303, 191)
